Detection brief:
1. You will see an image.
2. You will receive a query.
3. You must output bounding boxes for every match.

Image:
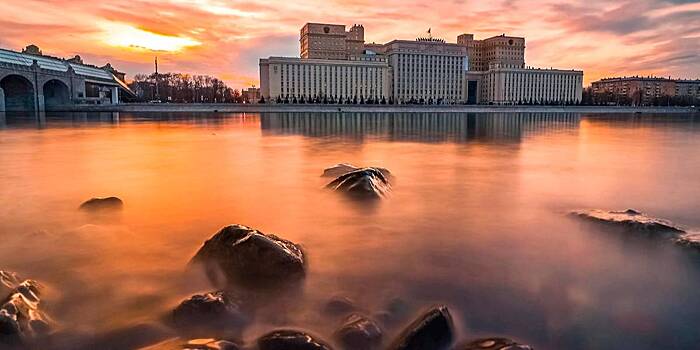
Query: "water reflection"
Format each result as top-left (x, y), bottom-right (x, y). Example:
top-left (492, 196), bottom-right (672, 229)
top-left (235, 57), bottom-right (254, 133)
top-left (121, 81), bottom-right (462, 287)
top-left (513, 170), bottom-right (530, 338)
top-left (261, 112), bottom-right (581, 143)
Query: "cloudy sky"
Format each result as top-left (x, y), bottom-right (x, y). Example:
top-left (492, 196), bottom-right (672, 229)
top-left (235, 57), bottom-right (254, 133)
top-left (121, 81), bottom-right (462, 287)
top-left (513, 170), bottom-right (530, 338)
top-left (1, 0), bottom-right (698, 88)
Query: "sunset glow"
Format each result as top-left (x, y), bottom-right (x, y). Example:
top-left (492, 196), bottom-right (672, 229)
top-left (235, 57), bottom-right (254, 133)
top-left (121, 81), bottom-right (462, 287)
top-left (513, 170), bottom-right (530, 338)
top-left (100, 22), bottom-right (201, 52)
top-left (0, 0), bottom-right (698, 87)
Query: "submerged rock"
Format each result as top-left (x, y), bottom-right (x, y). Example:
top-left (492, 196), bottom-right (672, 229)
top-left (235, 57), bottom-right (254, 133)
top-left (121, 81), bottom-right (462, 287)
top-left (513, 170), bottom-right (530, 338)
top-left (190, 224), bottom-right (306, 287)
top-left (325, 168), bottom-right (391, 199)
top-left (388, 305), bottom-right (454, 350)
top-left (0, 270), bottom-right (52, 346)
top-left (322, 296), bottom-right (357, 317)
top-left (334, 314), bottom-right (382, 350)
top-left (571, 209), bottom-right (685, 237)
top-left (172, 291), bottom-right (249, 336)
top-left (79, 196), bottom-right (123, 211)
top-left (460, 337), bottom-right (534, 350)
top-left (572, 209), bottom-right (700, 252)
top-left (322, 164), bottom-right (392, 179)
top-left (256, 329), bottom-right (332, 350)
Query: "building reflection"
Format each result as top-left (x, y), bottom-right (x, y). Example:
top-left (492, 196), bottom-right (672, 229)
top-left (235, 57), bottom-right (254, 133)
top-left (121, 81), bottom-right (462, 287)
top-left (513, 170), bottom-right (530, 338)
top-left (260, 112), bottom-right (581, 143)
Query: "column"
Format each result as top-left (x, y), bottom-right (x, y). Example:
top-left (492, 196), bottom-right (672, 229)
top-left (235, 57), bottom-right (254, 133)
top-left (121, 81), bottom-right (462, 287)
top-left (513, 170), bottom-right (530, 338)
top-left (0, 87), bottom-right (5, 112)
top-left (111, 86), bottom-right (119, 104)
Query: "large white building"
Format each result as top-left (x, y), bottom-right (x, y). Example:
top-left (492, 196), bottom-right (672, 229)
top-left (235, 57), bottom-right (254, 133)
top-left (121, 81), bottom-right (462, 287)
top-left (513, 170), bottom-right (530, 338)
top-left (259, 55), bottom-right (389, 103)
top-left (375, 39), bottom-right (468, 104)
top-left (259, 23), bottom-right (584, 104)
top-left (473, 64), bottom-right (583, 104)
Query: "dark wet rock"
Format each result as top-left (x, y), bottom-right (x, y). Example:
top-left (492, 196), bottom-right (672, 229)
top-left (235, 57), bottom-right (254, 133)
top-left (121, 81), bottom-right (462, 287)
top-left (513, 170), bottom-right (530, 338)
top-left (571, 209), bottom-right (685, 237)
top-left (388, 305), bottom-right (454, 350)
top-left (460, 337), bottom-right (534, 350)
top-left (322, 164), bottom-right (392, 179)
top-left (334, 314), bottom-right (382, 350)
top-left (190, 224), bottom-right (306, 287)
top-left (257, 329), bottom-right (332, 350)
top-left (172, 291), bottom-right (249, 336)
top-left (323, 296), bottom-right (357, 316)
top-left (140, 337), bottom-right (241, 350)
top-left (0, 270), bottom-right (53, 346)
top-left (572, 209), bottom-right (700, 252)
top-left (322, 164), bottom-right (361, 178)
top-left (325, 168), bottom-right (391, 199)
top-left (79, 196), bottom-right (123, 211)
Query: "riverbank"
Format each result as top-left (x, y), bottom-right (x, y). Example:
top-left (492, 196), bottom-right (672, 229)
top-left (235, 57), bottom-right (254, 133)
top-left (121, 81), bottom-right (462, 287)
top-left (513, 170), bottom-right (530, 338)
top-left (56, 103), bottom-right (699, 114)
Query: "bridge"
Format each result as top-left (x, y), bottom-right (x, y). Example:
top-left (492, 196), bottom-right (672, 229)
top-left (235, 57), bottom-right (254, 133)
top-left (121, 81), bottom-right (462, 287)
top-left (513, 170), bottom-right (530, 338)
top-left (0, 47), bottom-right (133, 113)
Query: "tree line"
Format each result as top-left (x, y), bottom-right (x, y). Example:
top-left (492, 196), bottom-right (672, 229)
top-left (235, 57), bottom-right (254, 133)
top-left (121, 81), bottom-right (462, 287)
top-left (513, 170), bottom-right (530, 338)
top-left (128, 73), bottom-right (245, 103)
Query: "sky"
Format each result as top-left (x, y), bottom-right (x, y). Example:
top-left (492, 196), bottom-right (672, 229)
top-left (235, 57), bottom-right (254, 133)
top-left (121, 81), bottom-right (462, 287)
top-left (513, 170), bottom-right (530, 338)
top-left (1, 0), bottom-right (698, 88)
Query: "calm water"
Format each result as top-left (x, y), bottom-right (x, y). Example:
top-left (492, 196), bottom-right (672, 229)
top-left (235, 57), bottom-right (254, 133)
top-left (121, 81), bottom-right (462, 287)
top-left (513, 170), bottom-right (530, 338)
top-left (1, 111), bottom-right (700, 350)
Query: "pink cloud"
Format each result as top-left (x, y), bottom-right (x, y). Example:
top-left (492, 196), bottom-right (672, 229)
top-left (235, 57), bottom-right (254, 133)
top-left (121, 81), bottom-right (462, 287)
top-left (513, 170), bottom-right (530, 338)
top-left (1, 0), bottom-right (697, 88)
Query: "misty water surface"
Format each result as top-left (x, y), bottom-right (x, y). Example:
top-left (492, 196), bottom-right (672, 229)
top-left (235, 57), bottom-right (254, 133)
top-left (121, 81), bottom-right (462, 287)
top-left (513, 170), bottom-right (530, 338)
top-left (1, 111), bottom-right (700, 350)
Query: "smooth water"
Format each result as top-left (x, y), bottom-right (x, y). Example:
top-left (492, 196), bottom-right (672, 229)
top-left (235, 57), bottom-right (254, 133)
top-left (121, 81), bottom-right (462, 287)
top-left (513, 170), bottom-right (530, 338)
top-left (1, 112), bottom-right (700, 350)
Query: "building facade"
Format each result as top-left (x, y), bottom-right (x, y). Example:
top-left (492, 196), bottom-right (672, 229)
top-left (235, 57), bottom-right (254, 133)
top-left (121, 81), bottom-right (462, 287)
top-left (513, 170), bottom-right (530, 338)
top-left (591, 77), bottom-right (700, 105)
top-left (261, 22), bottom-right (584, 104)
top-left (381, 39), bottom-right (468, 104)
top-left (457, 33), bottom-right (525, 72)
top-left (300, 23), bottom-right (365, 60)
top-left (477, 64), bottom-right (583, 104)
top-left (260, 56), bottom-right (390, 102)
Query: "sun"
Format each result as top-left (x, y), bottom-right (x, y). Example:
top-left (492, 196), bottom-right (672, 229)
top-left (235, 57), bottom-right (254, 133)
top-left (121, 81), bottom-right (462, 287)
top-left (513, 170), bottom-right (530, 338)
top-left (100, 22), bottom-right (201, 52)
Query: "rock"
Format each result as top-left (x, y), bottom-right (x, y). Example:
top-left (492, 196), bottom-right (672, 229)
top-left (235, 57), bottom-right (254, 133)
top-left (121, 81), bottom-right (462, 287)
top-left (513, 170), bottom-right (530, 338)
top-left (0, 270), bottom-right (52, 346)
top-left (388, 305), bottom-right (454, 350)
top-left (172, 291), bottom-right (249, 336)
top-left (257, 329), bottom-right (332, 350)
top-left (323, 296), bottom-right (357, 316)
top-left (460, 337), bottom-right (534, 350)
top-left (79, 196), bottom-right (123, 211)
top-left (334, 314), bottom-right (382, 350)
top-left (571, 209), bottom-right (685, 237)
top-left (572, 209), bottom-right (700, 253)
top-left (140, 337), bottom-right (241, 350)
top-left (190, 225), bottom-right (306, 287)
top-left (325, 168), bottom-right (391, 199)
top-left (322, 164), bottom-right (392, 179)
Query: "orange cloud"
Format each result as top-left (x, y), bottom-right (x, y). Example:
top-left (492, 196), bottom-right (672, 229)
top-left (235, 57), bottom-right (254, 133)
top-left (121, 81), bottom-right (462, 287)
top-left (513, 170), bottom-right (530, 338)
top-left (1, 0), bottom-right (697, 88)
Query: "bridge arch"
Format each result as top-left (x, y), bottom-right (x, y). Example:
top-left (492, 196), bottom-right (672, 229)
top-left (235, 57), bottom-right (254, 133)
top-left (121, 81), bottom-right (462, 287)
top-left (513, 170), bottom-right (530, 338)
top-left (42, 79), bottom-right (71, 110)
top-left (0, 74), bottom-right (35, 112)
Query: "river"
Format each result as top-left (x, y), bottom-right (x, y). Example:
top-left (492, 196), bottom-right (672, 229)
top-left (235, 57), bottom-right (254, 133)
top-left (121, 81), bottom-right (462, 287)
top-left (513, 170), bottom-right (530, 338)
top-left (1, 111), bottom-right (699, 349)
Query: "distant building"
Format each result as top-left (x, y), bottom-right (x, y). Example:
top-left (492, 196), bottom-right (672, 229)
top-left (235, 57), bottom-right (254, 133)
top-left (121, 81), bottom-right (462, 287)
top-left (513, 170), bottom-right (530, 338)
top-left (260, 23), bottom-right (583, 104)
top-left (241, 86), bottom-right (261, 103)
top-left (591, 76), bottom-right (699, 105)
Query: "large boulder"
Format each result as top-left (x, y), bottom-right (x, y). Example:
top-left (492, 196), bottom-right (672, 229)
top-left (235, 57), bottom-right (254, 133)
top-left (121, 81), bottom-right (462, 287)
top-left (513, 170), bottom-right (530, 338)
top-left (256, 329), bottom-right (332, 350)
top-left (190, 225), bottom-right (306, 287)
top-left (460, 337), bottom-right (534, 350)
top-left (322, 164), bottom-right (392, 179)
top-left (0, 270), bottom-right (52, 346)
top-left (571, 209), bottom-right (700, 252)
top-left (79, 196), bottom-right (123, 211)
top-left (325, 168), bottom-right (391, 199)
top-left (172, 291), bottom-right (249, 336)
top-left (388, 305), bottom-right (454, 350)
top-left (333, 314), bottom-right (382, 350)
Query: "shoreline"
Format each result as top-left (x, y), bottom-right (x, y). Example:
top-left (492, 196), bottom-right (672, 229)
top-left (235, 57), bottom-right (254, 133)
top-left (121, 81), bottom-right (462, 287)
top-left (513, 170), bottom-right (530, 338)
top-left (51, 103), bottom-right (699, 114)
